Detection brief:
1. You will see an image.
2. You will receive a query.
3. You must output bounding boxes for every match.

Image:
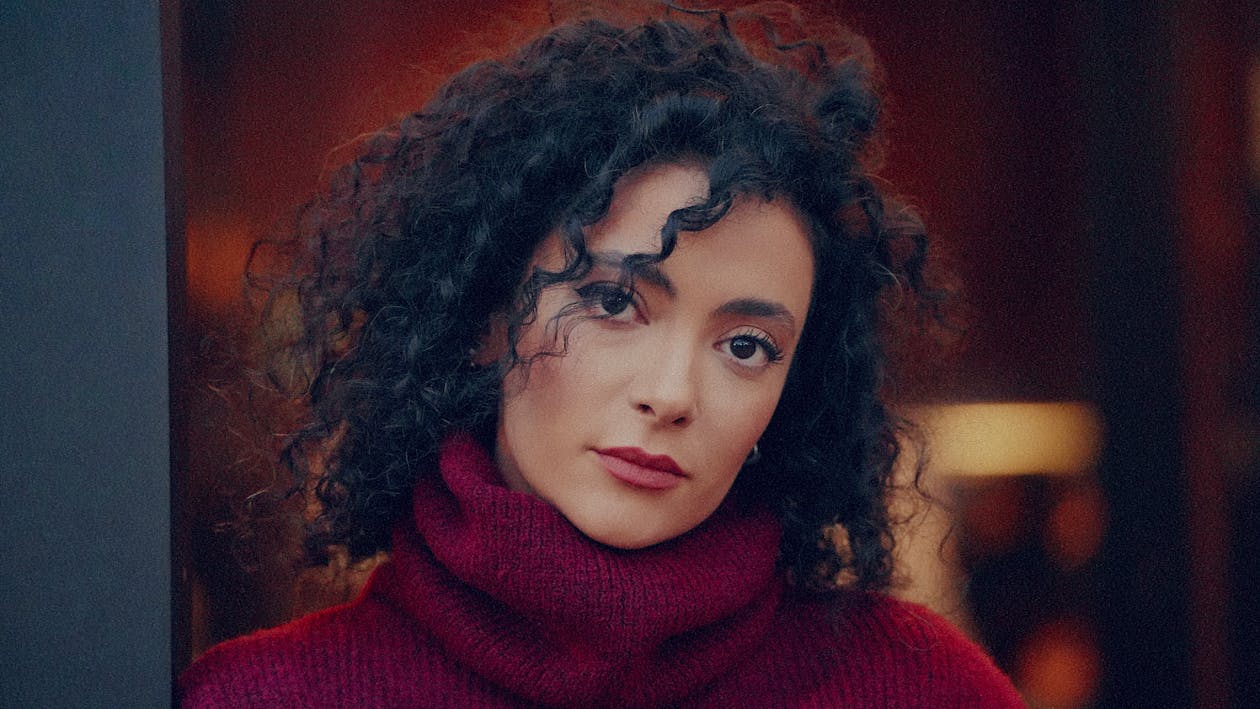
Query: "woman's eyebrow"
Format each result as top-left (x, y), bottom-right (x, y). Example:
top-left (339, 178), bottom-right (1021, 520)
top-left (716, 299), bottom-right (798, 331)
top-left (591, 251), bottom-right (675, 296)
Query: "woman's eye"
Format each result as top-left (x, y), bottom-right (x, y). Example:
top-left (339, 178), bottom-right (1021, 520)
top-left (575, 282), bottom-right (638, 321)
top-left (720, 331), bottom-right (783, 368)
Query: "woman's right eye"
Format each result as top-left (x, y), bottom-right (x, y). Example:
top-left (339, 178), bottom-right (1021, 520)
top-left (574, 282), bottom-right (638, 322)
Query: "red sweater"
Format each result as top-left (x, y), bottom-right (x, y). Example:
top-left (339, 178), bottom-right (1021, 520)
top-left (181, 434), bottom-right (1025, 707)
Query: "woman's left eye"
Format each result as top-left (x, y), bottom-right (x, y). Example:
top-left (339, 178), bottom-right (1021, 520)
top-left (719, 331), bottom-right (783, 368)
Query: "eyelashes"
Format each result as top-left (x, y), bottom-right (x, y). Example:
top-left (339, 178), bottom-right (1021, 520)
top-left (572, 280), bottom-right (786, 370)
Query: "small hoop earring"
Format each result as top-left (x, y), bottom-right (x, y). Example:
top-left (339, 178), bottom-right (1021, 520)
top-left (745, 443), bottom-right (761, 467)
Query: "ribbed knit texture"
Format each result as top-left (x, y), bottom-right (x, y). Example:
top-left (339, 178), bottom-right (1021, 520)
top-left (181, 433), bottom-right (1025, 708)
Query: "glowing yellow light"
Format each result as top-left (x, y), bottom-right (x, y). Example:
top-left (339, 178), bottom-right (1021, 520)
top-left (909, 402), bottom-right (1104, 477)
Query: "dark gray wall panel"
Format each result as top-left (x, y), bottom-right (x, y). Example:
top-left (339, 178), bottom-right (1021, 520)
top-left (0, 2), bottom-right (171, 706)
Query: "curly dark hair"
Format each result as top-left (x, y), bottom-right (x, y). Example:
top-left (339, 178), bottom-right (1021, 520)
top-left (258, 2), bottom-right (937, 593)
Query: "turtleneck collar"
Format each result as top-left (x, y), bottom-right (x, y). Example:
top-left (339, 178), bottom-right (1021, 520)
top-left (368, 432), bottom-right (786, 707)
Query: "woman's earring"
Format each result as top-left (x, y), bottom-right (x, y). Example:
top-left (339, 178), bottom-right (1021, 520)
top-left (745, 443), bottom-right (761, 467)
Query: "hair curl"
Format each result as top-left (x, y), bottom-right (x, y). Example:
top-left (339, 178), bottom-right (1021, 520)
top-left (258, 2), bottom-right (939, 593)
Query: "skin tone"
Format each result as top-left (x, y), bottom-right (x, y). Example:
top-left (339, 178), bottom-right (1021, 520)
top-left (491, 163), bottom-right (815, 549)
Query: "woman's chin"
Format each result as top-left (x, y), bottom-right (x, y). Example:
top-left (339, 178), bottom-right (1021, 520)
top-left (585, 529), bottom-right (672, 551)
top-left (563, 505), bottom-right (705, 551)
top-left (566, 518), bottom-right (660, 550)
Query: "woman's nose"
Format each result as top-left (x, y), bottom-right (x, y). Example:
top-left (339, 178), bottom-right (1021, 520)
top-left (631, 340), bottom-right (699, 427)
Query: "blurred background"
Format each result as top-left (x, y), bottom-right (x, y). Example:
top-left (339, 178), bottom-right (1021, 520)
top-left (170, 2), bottom-right (1259, 707)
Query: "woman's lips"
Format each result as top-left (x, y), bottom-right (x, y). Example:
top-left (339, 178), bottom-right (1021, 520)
top-left (595, 447), bottom-right (686, 490)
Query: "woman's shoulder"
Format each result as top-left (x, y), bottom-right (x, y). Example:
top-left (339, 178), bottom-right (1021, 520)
top-left (177, 594), bottom-right (425, 708)
top-left (791, 589), bottom-right (994, 655)
top-left (726, 589), bottom-right (1026, 708)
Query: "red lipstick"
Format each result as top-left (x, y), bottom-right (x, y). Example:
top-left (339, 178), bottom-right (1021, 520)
top-left (595, 447), bottom-right (687, 490)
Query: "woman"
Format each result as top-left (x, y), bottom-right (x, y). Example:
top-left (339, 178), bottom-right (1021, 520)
top-left (182, 4), bottom-right (1024, 707)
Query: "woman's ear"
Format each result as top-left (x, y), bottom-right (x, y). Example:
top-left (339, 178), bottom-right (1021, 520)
top-left (471, 312), bottom-right (508, 366)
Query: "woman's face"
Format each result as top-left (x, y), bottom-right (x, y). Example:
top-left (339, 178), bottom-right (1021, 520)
top-left (493, 163), bottom-right (814, 548)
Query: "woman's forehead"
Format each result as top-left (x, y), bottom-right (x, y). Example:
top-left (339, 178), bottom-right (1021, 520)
top-left (584, 162), bottom-right (711, 252)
